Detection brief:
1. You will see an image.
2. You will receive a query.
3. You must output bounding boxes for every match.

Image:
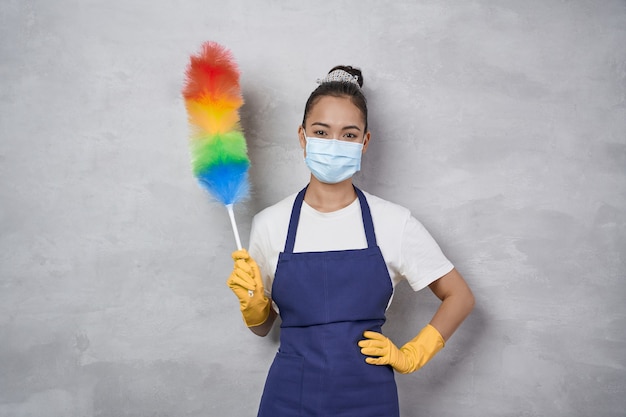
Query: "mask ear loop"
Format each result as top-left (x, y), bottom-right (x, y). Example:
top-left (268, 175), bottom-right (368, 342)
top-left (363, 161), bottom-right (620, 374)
top-left (300, 127), bottom-right (308, 147)
top-left (300, 127), bottom-right (308, 160)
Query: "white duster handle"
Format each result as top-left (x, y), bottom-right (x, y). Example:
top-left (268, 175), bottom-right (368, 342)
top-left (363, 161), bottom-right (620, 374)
top-left (225, 204), bottom-right (242, 250)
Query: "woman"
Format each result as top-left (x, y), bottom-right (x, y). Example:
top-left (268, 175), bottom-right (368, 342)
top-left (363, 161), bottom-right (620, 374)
top-left (227, 66), bottom-right (475, 417)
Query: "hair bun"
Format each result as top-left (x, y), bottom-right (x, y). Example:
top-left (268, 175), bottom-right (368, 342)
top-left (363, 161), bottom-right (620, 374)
top-left (317, 65), bottom-right (363, 89)
top-left (327, 65), bottom-right (364, 88)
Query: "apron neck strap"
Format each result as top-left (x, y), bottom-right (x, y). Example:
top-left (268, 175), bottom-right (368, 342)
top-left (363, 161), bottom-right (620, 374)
top-left (355, 187), bottom-right (378, 248)
top-left (283, 185), bottom-right (378, 253)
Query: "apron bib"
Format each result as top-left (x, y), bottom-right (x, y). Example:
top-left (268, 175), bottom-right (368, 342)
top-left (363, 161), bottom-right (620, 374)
top-left (257, 186), bottom-right (399, 417)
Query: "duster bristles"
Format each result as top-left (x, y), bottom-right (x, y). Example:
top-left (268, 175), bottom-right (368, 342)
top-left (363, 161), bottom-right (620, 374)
top-left (183, 41), bottom-right (250, 206)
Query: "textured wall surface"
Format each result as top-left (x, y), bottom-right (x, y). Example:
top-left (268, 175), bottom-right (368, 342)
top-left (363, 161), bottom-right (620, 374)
top-left (1, 1), bottom-right (625, 416)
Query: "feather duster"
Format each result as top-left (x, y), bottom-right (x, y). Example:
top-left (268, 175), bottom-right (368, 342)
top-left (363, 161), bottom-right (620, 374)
top-left (183, 41), bottom-right (249, 249)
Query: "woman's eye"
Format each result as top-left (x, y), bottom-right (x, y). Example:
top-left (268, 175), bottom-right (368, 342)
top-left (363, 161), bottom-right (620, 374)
top-left (343, 133), bottom-right (358, 139)
top-left (313, 130), bottom-right (326, 136)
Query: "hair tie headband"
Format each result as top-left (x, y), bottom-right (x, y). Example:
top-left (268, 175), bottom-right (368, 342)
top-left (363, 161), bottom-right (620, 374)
top-left (316, 69), bottom-right (360, 88)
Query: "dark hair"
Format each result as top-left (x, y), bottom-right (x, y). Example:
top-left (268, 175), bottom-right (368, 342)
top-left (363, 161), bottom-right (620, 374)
top-left (302, 65), bottom-right (368, 132)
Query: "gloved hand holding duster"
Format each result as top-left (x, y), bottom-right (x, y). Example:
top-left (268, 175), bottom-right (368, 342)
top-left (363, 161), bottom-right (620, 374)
top-left (226, 250), bottom-right (271, 327)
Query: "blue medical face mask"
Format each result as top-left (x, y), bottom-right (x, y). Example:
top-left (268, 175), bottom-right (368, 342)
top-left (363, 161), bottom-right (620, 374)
top-left (304, 136), bottom-right (364, 184)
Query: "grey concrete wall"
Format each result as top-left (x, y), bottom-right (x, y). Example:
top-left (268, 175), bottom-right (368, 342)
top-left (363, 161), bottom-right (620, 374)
top-left (1, 1), bottom-right (625, 416)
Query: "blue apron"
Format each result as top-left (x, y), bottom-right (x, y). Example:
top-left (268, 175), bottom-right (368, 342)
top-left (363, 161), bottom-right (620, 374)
top-left (257, 186), bottom-right (399, 417)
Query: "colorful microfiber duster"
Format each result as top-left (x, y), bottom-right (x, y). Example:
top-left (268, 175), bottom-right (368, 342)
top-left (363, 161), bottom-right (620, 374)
top-left (183, 41), bottom-right (249, 249)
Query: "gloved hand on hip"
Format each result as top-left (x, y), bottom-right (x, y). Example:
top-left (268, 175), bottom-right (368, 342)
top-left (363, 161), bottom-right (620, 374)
top-left (358, 324), bottom-right (445, 374)
top-left (226, 249), bottom-right (271, 327)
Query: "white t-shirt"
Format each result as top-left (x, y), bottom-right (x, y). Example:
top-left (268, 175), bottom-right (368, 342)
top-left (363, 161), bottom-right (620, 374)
top-left (248, 190), bottom-right (454, 300)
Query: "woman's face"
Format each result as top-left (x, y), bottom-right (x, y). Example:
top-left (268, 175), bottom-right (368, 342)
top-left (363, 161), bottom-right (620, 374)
top-left (299, 95), bottom-right (370, 152)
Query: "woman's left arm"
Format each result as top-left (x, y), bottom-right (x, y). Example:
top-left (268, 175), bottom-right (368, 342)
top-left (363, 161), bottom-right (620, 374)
top-left (359, 267), bottom-right (475, 373)
top-left (428, 268), bottom-right (475, 341)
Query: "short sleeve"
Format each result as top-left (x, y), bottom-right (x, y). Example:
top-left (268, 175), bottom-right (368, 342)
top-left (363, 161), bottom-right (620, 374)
top-left (400, 216), bottom-right (454, 291)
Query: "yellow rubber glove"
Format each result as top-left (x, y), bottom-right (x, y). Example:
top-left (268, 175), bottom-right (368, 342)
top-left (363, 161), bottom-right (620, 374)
top-left (226, 249), bottom-right (271, 327)
top-left (358, 324), bottom-right (445, 374)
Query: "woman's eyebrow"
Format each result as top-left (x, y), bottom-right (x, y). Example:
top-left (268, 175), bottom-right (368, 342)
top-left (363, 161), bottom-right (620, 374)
top-left (311, 122), bottom-right (361, 131)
